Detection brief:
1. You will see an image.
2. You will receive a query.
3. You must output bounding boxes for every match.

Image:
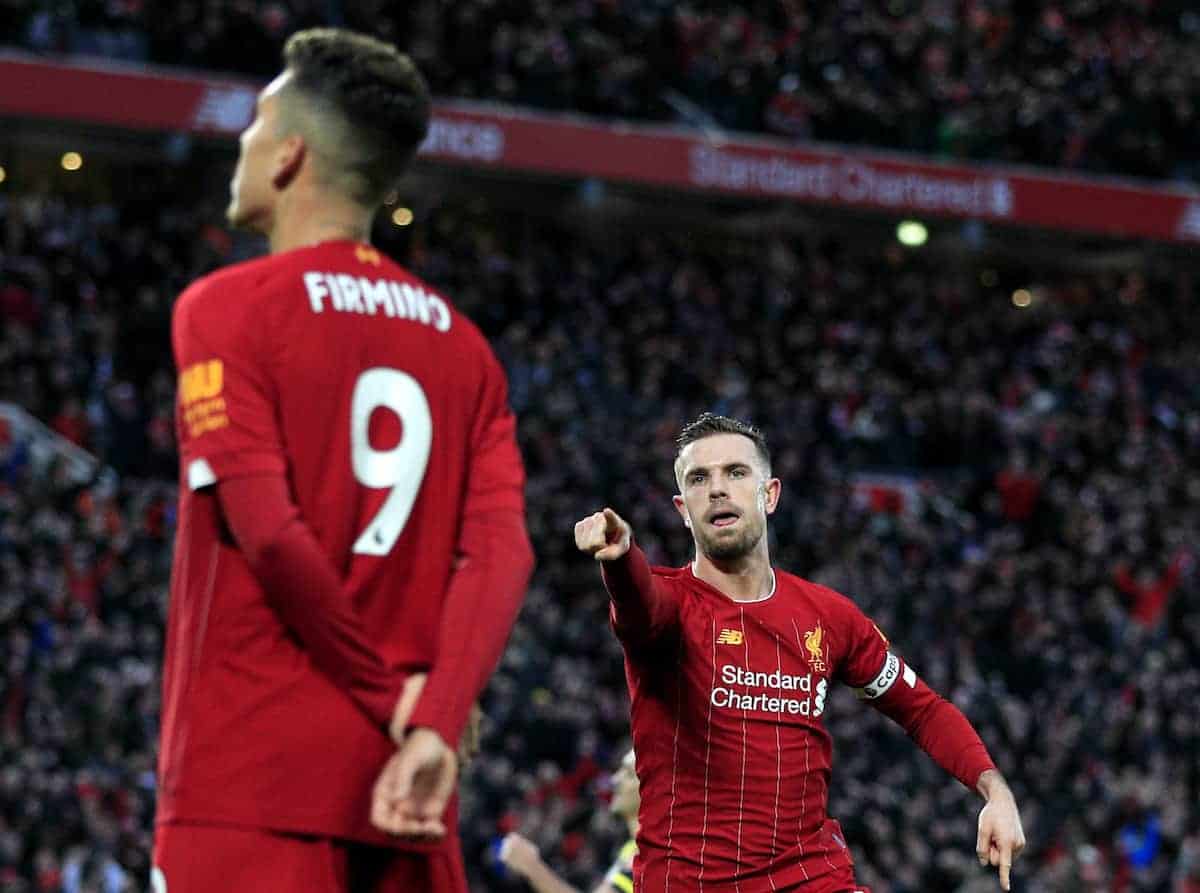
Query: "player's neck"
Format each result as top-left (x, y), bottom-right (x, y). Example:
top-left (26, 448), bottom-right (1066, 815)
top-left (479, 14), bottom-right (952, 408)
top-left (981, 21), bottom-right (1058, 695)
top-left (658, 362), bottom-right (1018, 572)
top-left (266, 191), bottom-right (373, 255)
top-left (691, 546), bottom-right (774, 603)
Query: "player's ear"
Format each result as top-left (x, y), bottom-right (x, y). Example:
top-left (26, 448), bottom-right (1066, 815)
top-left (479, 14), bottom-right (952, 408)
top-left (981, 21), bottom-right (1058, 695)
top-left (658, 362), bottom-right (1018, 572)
top-left (271, 135), bottom-right (306, 191)
top-left (763, 477), bottom-right (781, 515)
top-left (672, 494), bottom-right (691, 528)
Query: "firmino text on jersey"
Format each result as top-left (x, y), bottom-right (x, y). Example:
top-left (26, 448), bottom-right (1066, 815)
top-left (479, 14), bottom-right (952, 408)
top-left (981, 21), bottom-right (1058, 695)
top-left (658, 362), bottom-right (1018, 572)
top-left (302, 272), bottom-right (452, 331)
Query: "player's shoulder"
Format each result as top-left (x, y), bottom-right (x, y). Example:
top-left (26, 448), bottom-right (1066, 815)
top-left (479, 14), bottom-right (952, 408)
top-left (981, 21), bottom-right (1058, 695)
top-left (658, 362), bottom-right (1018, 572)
top-left (382, 259), bottom-right (491, 346)
top-left (175, 252), bottom-right (288, 322)
top-left (369, 255), bottom-right (503, 380)
top-left (776, 568), bottom-right (864, 618)
top-left (649, 563), bottom-right (730, 607)
top-left (648, 562), bottom-right (695, 587)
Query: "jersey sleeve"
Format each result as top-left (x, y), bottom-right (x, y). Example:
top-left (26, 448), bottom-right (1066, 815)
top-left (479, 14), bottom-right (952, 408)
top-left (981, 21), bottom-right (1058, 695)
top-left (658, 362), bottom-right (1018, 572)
top-left (833, 593), bottom-right (900, 695)
top-left (602, 544), bottom-right (682, 651)
top-left (406, 351), bottom-right (532, 744)
top-left (461, 351), bottom-right (525, 514)
top-left (833, 591), bottom-right (996, 789)
top-left (172, 281), bottom-right (286, 490)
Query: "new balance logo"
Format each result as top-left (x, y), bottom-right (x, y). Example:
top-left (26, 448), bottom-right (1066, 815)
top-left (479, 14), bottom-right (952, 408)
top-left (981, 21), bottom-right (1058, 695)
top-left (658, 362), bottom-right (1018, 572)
top-left (716, 629), bottom-right (744, 645)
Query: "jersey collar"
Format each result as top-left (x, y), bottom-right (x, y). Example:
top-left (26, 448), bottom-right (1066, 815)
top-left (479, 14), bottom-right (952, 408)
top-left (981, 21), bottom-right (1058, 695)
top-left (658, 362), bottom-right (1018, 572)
top-left (687, 562), bottom-right (778, 604)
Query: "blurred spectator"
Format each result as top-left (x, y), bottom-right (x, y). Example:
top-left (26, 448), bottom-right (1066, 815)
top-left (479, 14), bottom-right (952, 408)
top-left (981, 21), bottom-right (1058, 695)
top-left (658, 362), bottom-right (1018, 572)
top-left (4, 1), bottom-right (1200, 183)
top-left (1115, 551), bottom-right (1190, 629)
top-left (1177, 832), bottom-right (1200, 893)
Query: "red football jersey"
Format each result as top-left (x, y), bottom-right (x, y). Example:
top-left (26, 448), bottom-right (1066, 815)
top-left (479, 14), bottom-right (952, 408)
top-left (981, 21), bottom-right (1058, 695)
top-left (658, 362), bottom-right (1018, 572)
top-left (605, 548), bottom-right (977, 892)
top-left (157, 240), bottom-right (525, 844)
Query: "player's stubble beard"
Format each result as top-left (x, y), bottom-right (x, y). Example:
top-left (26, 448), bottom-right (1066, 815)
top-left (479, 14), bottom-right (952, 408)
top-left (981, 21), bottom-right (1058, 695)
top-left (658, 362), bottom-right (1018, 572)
top-left (698, 517), bottom-right (764, 561)
top-left (694, 484), bottom-right (767, 562)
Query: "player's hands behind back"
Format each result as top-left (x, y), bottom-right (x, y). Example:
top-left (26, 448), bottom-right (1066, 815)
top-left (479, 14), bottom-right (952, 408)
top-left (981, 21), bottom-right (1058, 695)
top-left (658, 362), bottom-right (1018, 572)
top-left (387, 672), bottom-right (427, 744)
top-left (371, 728), bottom-right (458, 838)
top-left (574, 508), bottom-right (631, 561)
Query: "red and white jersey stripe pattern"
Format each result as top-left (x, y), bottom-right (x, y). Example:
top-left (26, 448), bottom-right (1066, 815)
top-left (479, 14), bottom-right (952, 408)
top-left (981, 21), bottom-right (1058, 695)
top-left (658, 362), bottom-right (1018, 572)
top-left (612, 554), bottom-right (900, 892)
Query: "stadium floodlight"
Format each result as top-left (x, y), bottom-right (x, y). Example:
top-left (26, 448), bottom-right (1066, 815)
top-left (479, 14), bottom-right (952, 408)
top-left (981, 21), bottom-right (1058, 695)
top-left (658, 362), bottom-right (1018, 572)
top-left (0, 165), bottom-right (6, 184)
top-left (896, 219), bottom-right (928, 247)
top-left (391, 206), bottom-right (414, 226)
top-left (1012, 288), bottom-right (1033, 308)
top-left (61, 152), bottom-right (83, 172)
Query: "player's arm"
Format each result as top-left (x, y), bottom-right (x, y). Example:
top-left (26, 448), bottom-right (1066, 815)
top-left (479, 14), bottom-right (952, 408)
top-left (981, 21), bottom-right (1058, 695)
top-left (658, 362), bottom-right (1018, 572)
top-left (838, 603), bottom-right (1026, 890)
top-left (173, 288), bottom-right (411, 737)
top-left (575, 508), bottom-right (680, 649)
top-left (499, 834), bottom-right (628, 893)
top-left (372, 358), bottom-right (532, 838)
top-left (215, 473), bottom-right (418, 735)
top-left (404, 360), bottom-right (534, 749)
top-left (498, 834), bottom-right (582, 893)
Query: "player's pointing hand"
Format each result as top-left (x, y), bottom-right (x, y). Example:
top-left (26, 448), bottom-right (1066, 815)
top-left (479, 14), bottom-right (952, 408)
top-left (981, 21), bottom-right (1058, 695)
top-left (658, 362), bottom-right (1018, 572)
top-left (975, 771), bottom-right (1026, 891)
top-left (574, 508), bottom-right (632, 561)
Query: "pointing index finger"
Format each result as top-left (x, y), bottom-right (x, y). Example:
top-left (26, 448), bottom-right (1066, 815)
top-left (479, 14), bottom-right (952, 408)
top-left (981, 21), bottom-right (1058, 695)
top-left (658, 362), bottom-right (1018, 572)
top-left (998, 840), bottom-right (1014, 891)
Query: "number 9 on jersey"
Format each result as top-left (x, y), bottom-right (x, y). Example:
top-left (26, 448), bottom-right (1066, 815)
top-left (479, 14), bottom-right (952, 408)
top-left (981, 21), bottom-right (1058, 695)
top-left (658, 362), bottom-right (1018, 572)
top-left (350, 367), bottom-right (432, 556)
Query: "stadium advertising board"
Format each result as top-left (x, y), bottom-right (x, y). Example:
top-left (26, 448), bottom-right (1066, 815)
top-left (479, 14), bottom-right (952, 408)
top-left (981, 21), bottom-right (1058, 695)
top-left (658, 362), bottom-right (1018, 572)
top-left (3, 54), bottom-right (1198, 244)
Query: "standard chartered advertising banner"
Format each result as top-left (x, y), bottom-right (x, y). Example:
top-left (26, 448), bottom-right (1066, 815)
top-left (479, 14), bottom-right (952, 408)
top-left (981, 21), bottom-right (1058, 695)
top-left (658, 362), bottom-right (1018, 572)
top-left (2, 54), bottom-right (1197, 243)
top-left (688, 145), bottom-right (1015, 219)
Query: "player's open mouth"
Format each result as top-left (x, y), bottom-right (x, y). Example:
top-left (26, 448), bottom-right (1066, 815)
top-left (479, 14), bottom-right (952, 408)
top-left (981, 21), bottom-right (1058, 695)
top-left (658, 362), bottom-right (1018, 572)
top-left (708, 511), bottom-right (740, 528)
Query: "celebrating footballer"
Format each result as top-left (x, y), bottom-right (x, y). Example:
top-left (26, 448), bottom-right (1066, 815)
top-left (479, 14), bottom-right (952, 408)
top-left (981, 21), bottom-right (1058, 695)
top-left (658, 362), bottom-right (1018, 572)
top-left (575, 413), bottom-right (1025, 892)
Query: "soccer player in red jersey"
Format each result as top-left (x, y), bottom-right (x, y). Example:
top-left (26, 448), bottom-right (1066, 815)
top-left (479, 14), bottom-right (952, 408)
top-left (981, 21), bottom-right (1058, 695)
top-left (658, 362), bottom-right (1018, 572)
top-left (574, 413), bottom-right (1025, 893)
top-left (152, 29), bottom-right (533, 893)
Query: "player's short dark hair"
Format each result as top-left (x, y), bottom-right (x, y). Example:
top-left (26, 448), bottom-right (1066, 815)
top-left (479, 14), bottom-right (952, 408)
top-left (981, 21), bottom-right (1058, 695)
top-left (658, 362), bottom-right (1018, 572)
top-left (674, 412), bottom-right (772, 482)
top-left (281, 28), bottom-right (431, 206)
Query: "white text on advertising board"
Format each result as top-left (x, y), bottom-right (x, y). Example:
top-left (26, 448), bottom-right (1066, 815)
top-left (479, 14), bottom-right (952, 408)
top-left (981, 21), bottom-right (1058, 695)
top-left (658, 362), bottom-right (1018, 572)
top-left (689, 146), bottom-right (1013, 218)
top-left (419, 118), bottom-right (505, 162)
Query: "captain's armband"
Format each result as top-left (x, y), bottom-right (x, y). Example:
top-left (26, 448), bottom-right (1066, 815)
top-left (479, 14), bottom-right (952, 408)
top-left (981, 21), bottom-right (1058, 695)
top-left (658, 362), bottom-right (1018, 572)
top-left (854, 651), bottom-right (917, 700)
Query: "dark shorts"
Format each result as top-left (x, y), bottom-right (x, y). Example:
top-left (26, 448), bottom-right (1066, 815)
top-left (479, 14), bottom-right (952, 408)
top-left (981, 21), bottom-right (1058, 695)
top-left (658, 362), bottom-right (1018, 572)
top-left (152, 823), bottom-right (467, 893)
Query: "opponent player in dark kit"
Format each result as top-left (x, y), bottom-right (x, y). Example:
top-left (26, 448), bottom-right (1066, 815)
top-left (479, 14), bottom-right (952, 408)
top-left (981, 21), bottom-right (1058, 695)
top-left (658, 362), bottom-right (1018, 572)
top-left (154, 28), bottom-right (532, 892)
top-left (575, 413), bottom-right (1024, 892)
top-left (499, 748), bottom-right (642, 893)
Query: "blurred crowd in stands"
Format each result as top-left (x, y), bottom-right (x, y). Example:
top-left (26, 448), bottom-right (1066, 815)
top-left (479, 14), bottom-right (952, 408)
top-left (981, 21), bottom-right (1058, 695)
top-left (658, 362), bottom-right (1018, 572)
top-left (1, 163), bottom-right (1198, 891)
top-left (5, 0), bottom-right (1200, 183)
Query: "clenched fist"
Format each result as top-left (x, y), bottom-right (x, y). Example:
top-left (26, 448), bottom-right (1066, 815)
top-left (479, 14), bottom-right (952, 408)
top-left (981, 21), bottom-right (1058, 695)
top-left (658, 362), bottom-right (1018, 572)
top-left (574, 508), bottom-right (632, 561)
